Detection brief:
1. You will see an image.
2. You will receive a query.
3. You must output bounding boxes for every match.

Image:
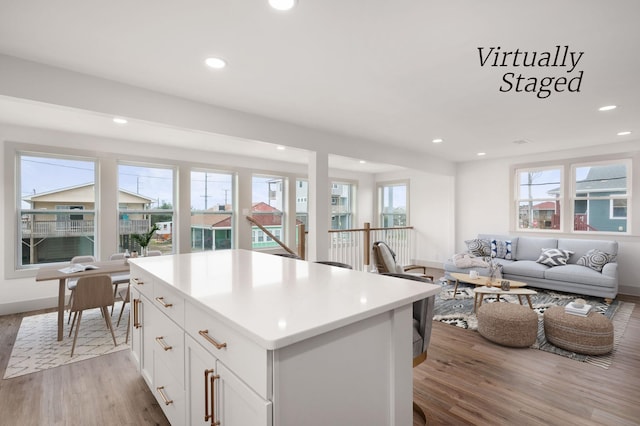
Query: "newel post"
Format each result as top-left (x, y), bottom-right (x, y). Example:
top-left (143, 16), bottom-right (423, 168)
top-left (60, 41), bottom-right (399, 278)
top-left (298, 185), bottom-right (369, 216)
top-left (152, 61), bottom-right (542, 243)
top-left (364, 222), bottom-right (371, 266)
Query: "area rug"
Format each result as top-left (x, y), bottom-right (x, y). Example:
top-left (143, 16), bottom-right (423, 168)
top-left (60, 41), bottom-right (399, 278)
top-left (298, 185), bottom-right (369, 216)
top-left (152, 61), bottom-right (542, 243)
top-left (3, 305), bottom-right (130, 379)
top-left (432, 279), bottom-right (635, 369)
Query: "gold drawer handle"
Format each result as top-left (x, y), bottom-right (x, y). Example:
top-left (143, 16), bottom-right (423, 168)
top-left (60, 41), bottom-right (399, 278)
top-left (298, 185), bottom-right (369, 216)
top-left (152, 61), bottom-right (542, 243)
top-left (155, 296), bottom-right (173, 308)
top-left (133, 299), bottom-right (141, 329)
top-left (156, 386), bottom-right (173, 406)
top-left (133, 278), bottom-right (144, 285)
top-left (155, 336), bottom-right (173, 351)
top-left (199, 329), bottom-right (227, 350)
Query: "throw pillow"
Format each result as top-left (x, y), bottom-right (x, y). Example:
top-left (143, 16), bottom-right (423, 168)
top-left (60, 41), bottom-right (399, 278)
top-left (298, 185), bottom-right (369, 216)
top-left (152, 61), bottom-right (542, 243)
top-left (536, 248), bottom-right (574, 267)
top-left (465, 239), bottom-right (491, 257)
top-left (491, 239), bottom-right (512, 260)
top-left (577, 249), bottom-right (615, 272)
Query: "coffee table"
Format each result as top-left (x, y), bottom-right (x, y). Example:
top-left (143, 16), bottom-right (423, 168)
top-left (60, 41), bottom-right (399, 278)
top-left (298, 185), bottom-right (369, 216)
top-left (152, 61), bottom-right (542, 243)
top-left (448, 272), bottom-right (527, 299)
top-left (473, 287), bottom-right (537, 312)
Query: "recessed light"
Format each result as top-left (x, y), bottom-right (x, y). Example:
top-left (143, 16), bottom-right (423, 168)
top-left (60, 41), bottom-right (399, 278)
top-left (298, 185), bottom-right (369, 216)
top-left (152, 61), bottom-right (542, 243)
top-left (617, 131), bottom-right (632, 136)
top-left (599, 105), bottom-right (617, 111)
top-left (276, 146), bottom-right (286, 150)
top-left (432, 138), bottom-right (443, 143)
top-left (205, 57), bottom-right (226, 69)
top-left (359, 160), bottom-right (367, 164)
top-left (113, 117), bottom-right (127, 125)
top-left (477, 152), bottom-right (486, 156)
top-left (269, 0), bottom-right (296, 11)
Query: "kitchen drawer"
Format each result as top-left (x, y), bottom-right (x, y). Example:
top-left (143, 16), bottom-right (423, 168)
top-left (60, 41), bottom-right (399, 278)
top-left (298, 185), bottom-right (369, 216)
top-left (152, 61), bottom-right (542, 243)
top-left (130, 266), bottom-right (154, 298)
top-left (154, 355), bottom-right (186, 426)
top-left (153, 305), bottom-right (185, 387)
top-left (185, 301), bottom-right (271, 399)
top-left (153, 281), bottom-right (185, 328)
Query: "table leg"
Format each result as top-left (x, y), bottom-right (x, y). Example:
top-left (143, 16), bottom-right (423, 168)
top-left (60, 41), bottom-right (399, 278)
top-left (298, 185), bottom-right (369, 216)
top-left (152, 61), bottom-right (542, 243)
top-left (517, 295), bottom-right (523, 305)
top-left (526, 295), bottom-right (533, 309)
top-left (453, 279), bottom-right (459, 299)
top-left (475, 293), bottom-right (484, 311)
top-left (57, 278), bottom-right (65, 341)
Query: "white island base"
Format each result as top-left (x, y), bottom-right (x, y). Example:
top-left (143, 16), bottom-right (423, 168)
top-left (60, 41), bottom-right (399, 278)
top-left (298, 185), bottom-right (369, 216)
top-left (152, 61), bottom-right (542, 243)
top-left (128, 250), bottom-right (439, 426)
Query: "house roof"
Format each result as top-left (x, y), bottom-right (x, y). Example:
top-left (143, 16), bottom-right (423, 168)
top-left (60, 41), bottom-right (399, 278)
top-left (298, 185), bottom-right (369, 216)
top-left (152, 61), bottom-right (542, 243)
top-left (22, 183), bottom-right (155, 204)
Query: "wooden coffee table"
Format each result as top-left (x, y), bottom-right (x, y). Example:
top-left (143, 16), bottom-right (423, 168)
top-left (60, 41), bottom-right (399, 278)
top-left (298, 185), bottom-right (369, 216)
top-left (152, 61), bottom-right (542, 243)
top-left (449, 272), bottom-right (527, 299)
top-left (473, 287), bottom-right (537, 312)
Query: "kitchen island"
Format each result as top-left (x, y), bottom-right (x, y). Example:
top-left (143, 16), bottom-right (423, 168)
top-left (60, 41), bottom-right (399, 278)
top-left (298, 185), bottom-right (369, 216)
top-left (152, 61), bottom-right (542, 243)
top-left (128, 250), bottom-right (439, 425)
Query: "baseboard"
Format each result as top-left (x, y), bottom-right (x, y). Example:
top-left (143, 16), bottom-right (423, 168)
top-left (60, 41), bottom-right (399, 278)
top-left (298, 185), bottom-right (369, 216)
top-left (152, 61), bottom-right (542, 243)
top-left (0, 296), bottom-right (58, 316)
top-left (619, 285), bottom-right (640, 297)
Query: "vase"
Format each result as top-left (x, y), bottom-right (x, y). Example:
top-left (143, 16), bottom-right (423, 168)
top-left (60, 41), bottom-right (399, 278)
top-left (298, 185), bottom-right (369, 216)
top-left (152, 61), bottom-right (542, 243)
top-left (140, 246), bottom-right (148, 257)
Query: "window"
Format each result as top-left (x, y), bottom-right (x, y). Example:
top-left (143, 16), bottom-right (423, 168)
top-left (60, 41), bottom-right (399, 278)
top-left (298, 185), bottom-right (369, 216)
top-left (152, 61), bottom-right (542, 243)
top-left (514, 160), bottom-right (631, 233)
top-left (516, 167), bottom-right (562, 231)
top-left (18, 153), bottom-right (96, 267)
top-left (252, 175), bottom-right (285, 248)
top-left (118, 163), bottom-right (174, 254)
top-left (573, 162), bottom-right (629, 232)
top-left (330, 182), bottom-right (354, 230)
top-left (190, 171), bottom-right (234, 251)
top-left (378, 182), bottom-right (408, 227)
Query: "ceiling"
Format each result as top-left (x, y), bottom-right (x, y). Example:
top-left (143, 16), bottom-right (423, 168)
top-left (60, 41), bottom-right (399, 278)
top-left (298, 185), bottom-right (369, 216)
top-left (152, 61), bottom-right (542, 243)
top-left (0, 0), bottom-right (638, 167)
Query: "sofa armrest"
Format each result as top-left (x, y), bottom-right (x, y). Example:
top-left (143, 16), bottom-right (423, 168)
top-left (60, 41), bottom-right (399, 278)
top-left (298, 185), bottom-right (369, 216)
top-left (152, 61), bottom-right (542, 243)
top-left (601, 262), bottom-right (618, 279)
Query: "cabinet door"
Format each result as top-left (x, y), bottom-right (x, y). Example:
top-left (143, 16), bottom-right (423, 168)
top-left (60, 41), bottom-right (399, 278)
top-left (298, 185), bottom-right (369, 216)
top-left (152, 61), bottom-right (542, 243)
top-left (131, 287), bottom-right (154, 387)
top-left (185, 335), bottom-right (218, 426)
top-left (216, 361), bottom-right (272, 426)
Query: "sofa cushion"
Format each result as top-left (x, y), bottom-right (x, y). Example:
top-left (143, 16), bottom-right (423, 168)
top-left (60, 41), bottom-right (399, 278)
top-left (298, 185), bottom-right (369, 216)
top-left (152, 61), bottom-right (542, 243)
top-left (536, 248), bottom-right (574, 267)
top-left (576, 249), bottom-right (616, 272)
top-left (544, 264), bottom-right (616, 288)
top-left (501, 260), bottom-right (548, 279)
top-left (465, 238), bottom-right (491, 256)
top-left (515, 237), bottom-right (558, 261)
top-left (491, 239), bottom-right (513, 260)
top-left (558, 239), bottom-right (618, 264)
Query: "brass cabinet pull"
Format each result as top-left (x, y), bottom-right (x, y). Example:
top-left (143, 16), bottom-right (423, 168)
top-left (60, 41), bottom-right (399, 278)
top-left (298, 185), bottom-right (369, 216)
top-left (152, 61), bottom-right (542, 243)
top-left (133, 278), bottom-right (144, 285)
top-left (198, 329), bottom-right (227, 350)
top-left (204, 369), bottom-right (214, 422)
top-left (133, 299), bottom-right (141, 329)
top-left (155, 296), bottom-right (173, 308)
top-left (155, 336), bottom-right (173, 351)
top-left (211, 372), bottom-right (220, 426)
top-left (156, 386), bottom-right (173, 406)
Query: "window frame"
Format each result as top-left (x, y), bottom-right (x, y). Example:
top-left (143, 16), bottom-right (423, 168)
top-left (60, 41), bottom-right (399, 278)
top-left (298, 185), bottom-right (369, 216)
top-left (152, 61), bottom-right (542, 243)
top-left (190, 169), bottom-right (235, 252)
top-left (330, 180), bottom-right (356, 230)
top-left (377, 180), bottom-right (410, 228)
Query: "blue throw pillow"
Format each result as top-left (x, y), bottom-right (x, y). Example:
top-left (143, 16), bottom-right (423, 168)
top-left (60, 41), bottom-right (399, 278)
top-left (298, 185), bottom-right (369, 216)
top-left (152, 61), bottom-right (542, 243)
top-left (491, 239), bottom-right (512, 260)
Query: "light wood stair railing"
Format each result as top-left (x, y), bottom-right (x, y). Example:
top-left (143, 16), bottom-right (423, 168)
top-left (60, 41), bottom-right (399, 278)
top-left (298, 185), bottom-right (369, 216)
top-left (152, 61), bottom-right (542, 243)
top-left (245, 216), bottom-right (305, 259)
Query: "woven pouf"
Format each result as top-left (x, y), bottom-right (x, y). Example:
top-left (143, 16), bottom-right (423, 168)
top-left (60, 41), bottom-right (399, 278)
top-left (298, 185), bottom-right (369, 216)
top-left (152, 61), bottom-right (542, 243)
top-left (543, 306), bottom-right (613, 355)
top-left (477, 303), bottom-right (538, 347)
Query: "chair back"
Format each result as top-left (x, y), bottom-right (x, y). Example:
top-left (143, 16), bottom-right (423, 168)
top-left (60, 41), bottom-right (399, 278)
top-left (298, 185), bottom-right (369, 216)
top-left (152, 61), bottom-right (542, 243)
top-left (372, 241), bottom-right (400, 274)
top-left (314, 261), bottom-right (353, 269)
top-left (71, 255), bottom-right (96, 264)
top-left (109, 253), bottom-right (125, 260)
top-left (71, 275), bottom-right (114, 312)
top-left (146, 250), bottom-right (162, 256)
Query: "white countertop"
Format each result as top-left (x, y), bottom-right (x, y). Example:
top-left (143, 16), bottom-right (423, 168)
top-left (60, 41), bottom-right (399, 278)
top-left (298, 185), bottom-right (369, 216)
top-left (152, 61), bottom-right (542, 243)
top-left (129, 250), bottom-right (440, 350)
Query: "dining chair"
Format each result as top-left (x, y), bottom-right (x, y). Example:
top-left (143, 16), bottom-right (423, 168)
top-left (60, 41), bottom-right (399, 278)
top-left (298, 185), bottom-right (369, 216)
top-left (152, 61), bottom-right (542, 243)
top-left (66, 255), bottom-right (97, 324)
top-left (372, 241), bottom-right (433, 280)
top-left (109, 252), bottom-right (131, 314)
top-left (68, 275), bottom-right (117, 357)
top-left (116, 284), bottom-right (131, 344)
top-left (146, 250), bottom-right (162, 256)
top-left (313, 260), bottom-right (353, 269)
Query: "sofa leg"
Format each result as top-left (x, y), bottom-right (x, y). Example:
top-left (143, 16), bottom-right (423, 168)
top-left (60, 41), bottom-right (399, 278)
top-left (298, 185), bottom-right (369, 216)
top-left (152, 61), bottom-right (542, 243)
top-left (605, 298), bottom-right (613, 304)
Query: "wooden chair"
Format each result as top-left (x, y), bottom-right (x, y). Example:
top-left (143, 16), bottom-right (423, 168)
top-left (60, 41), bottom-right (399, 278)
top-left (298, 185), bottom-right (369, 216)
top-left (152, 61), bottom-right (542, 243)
top-left (313, 260), bottom-right (353, 269)
top-left (381, 272), bottom-right (435, 425)
top-left (68, 275), bottom-right (117, 357)
top-left (109, 253), bottom-right (130, 314)
top-left (66, 255), bottom-right (97, 323)
top-left (116, 284), bottom-right (131, 344)
top-left (372, 241), bottom-right (433, 280)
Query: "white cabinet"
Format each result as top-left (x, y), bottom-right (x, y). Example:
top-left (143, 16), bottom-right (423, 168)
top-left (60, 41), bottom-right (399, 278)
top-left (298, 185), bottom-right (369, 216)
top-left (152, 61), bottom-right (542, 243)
top-left (186, 335), bottom-right (272, 426)
top-left (130, 285), bottom-right (153, 387)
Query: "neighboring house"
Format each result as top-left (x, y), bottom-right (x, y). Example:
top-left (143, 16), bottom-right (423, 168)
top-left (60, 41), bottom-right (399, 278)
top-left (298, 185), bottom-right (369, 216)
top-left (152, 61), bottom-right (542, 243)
top-left (574, 164), bottom-right (627, 232)
top-left (21, 184), bottom-right (154, 264)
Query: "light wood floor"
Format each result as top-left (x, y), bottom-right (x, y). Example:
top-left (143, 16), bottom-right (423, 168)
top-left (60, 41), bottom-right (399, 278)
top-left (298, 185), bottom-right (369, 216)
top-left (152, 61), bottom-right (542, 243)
top-left (1, 282), bottom-right (638, 425)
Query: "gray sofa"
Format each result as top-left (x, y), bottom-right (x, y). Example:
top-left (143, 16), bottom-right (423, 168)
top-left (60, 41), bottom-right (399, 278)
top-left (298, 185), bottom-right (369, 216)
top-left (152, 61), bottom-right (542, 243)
top-left (443, 234), bottom-right (618, 300)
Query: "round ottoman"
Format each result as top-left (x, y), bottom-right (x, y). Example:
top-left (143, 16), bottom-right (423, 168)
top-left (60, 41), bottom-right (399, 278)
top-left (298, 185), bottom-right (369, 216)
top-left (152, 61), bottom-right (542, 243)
top-left (477, 303), bottom-right (538, 347)
top-left (543, 306), bottom-right (613, 355)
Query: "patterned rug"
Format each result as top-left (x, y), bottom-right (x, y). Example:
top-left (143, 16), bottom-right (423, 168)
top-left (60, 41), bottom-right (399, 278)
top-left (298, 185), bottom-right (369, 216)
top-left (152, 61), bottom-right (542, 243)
top-left (3, 305), bottom-right (130, 379)
top-left (433, 279), bottom-right (635, 369)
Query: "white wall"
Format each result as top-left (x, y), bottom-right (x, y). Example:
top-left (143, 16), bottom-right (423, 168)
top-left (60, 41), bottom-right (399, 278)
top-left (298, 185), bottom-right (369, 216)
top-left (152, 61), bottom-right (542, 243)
top-left (455, 142), bottom-right (640, 296)
top-left (375, 169), bottom-right (456, 268)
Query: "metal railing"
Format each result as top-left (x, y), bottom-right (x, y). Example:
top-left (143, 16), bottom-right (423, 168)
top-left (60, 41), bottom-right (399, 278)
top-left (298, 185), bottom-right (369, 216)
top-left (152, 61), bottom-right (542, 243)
top-left (21, 219), bottom-right (151, 237)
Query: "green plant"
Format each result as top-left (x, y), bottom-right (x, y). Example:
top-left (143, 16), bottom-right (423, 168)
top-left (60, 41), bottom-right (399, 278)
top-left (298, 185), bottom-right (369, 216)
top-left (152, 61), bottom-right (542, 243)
top-left (131, 223), bottom-right (160, 248)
